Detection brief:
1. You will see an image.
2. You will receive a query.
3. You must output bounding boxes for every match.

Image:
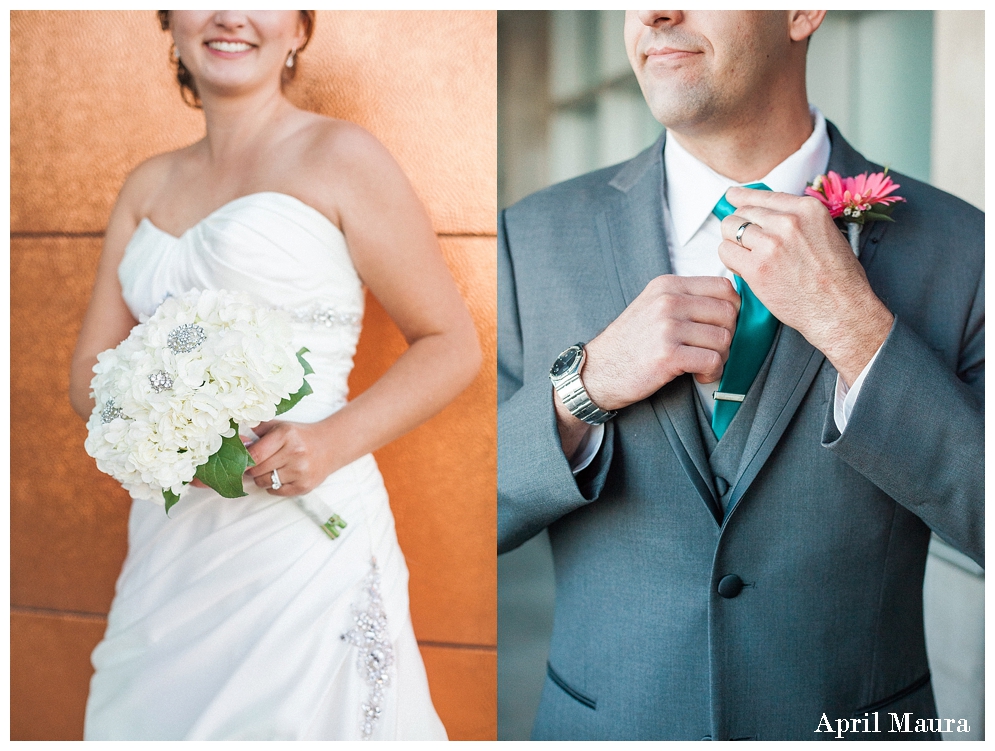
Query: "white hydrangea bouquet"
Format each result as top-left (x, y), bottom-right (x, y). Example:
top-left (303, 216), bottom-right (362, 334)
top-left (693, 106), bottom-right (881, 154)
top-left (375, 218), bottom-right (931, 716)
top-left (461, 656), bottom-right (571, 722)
top-left (84, 289), bottom-right (313, 514)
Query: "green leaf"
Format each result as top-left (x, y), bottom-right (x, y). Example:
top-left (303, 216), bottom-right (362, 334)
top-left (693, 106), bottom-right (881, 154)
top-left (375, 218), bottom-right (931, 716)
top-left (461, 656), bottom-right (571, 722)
top-left (297, 348), bottom-right (315, 376)
top-left (275, 378), bottom-right (313, 415)
top-left (163, 488), bottom-right (181, 514)
top-left (863, 212), bottom-right (895, 223)
top-left (194, 420), bottom-right (254, 498)
top-left (275, 349), bottom-right (315, 415)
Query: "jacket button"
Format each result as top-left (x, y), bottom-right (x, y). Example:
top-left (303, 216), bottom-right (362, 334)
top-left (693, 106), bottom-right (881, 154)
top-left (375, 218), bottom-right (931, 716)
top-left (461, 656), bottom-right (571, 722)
top-left (717, 574), bottom-right (744, 598)
top-left (715, 476), bottom-right (729, 496)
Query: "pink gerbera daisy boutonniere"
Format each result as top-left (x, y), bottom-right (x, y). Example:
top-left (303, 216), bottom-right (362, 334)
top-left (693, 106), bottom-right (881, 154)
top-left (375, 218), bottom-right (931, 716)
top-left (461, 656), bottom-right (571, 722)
top-left (805, 169), bottom-right (905, 254)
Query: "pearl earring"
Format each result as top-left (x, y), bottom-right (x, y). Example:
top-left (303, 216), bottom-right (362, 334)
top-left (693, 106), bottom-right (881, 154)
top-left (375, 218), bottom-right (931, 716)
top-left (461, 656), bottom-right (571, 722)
top-left (286, 48), bottom-right (296, 68)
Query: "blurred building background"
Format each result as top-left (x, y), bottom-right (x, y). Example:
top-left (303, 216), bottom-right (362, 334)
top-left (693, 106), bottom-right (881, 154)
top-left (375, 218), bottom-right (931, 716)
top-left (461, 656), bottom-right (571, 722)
top-left (498, 10), bottom-right (983, 741)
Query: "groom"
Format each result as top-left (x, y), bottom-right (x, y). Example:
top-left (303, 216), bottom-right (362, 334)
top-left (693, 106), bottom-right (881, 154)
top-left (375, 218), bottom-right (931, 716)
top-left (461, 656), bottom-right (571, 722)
top-left (498, 10), bottom-right (983, 741)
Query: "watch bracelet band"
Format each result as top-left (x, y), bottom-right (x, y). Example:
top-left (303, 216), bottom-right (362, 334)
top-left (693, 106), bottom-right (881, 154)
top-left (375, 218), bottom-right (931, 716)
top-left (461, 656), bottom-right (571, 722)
top-left (556, 372), bottom-right (617, 425)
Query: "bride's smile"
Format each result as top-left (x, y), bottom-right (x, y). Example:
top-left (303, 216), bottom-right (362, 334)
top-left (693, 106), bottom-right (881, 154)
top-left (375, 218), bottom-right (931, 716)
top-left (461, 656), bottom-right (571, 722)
top-left (170, 11), bottom-right (303, 98)
top-left (204, 40), bottom-right (255, 56)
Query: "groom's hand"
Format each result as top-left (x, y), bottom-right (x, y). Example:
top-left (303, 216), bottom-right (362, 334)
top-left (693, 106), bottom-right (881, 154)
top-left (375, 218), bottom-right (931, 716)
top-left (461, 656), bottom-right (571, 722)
top-left (718, 186), bottom-right (893, 386)
top-left (583, 275), bottom-right (740, 409)
top-left (554, 275), bottom-right (738, 459)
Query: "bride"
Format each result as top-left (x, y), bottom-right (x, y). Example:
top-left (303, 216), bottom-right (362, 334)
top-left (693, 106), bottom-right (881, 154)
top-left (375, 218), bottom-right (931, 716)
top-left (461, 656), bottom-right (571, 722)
top-left (68, 10), bottom-right (480, 741)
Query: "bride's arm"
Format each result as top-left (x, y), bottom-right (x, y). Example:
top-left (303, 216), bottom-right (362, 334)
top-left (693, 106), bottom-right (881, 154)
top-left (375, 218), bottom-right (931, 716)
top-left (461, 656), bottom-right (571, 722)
top-left (68, 169), bottom-right (152, 420)
top-left (246, 126), bottom-right (482, 494)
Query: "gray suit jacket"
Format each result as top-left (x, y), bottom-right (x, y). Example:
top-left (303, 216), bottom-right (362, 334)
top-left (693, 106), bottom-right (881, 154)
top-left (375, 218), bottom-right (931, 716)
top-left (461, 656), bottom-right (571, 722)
top-left (497, 123), bottom-right (984, 740)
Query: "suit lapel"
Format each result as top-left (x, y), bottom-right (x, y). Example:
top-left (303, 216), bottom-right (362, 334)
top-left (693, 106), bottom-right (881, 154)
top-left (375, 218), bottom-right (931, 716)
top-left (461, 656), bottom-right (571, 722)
top-left (824, 121), bottom-right (893, 263)
top-left (603, 132), bottom-right (673, 303)
top-left (724, 122), bottom-right (894, 517)
top-left (602, 133), bottom-right (722, 525)
top-left (724, 325), bottom-right (823, 518)
top-left (653, 377), bottom-right (723, 524)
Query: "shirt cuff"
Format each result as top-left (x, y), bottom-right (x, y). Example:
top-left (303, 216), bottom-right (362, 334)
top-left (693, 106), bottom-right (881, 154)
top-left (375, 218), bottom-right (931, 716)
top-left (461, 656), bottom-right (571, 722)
top-left (570, 423), bottom-right (604, 475)
top-left (833, 345), bottom-right (883, 433)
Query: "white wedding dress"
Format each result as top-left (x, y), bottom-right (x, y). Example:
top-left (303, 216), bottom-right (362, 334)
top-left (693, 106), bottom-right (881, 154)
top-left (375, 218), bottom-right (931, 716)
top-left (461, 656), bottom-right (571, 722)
top-left (83, 192), bottom-right (448, 741)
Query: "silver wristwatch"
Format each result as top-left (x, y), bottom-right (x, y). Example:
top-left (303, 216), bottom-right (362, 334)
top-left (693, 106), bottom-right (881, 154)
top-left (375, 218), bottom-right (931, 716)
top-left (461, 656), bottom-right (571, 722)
top-left (549, 343), bottom-right (617, 425)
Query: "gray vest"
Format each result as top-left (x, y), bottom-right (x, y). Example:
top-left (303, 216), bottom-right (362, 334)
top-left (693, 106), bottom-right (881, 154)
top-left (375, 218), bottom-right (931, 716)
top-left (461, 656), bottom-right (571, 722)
top-left (695, 333), bottom-right (779, 514)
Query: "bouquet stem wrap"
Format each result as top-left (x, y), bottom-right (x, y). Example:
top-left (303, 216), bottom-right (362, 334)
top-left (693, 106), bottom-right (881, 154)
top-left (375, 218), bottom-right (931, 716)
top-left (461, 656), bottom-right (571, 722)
top-left (239, 428), bottom-right (346, 539)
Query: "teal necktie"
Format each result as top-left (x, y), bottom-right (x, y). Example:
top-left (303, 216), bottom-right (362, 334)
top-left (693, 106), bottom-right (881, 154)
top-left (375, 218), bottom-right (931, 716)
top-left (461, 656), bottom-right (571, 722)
top-left (710, 182), bottom-right (778, 439)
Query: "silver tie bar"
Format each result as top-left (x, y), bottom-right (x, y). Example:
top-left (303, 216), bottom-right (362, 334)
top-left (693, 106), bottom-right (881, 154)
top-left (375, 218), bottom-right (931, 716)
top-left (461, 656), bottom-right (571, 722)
top-left (713, 392), bottom-right (745, 402)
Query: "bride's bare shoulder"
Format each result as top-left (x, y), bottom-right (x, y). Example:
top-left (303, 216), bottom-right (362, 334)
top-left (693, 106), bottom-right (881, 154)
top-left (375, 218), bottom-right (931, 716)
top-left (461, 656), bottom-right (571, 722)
top-left (295, 113), bottom-right (402, 182)
top-left (284, 113), bottom-right (409, 226)
top-left (115, 143), bottom-right (200, 224)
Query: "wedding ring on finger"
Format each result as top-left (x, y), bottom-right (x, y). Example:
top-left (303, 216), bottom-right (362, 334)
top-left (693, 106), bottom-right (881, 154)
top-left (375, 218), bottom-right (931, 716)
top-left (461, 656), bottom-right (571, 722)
top-left (735, 221), bottom-right (755, 247)
top-left (270, 469), bottom-right (282, 490)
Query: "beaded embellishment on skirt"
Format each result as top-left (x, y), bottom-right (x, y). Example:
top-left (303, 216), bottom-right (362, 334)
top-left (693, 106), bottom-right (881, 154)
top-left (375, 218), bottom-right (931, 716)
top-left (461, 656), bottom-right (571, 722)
top-left (341, 558), bottom-right (394, 739)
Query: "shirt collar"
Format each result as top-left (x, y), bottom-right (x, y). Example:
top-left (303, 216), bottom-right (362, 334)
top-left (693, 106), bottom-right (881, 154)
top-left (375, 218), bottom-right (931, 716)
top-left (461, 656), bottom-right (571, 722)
top-left (663, 106), bottom-right (831, 247)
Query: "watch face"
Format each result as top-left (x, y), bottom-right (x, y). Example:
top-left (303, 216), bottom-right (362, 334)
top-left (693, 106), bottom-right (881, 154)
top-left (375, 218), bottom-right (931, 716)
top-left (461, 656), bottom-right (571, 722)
top-left (550, 347), bottom-right (580, 377)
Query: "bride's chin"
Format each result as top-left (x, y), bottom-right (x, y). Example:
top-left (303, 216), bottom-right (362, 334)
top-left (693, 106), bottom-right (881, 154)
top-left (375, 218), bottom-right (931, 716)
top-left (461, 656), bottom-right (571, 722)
top-left (196, 73), bottom-right (281, 99)
top-left (188, 56), bottom-right (281, 89)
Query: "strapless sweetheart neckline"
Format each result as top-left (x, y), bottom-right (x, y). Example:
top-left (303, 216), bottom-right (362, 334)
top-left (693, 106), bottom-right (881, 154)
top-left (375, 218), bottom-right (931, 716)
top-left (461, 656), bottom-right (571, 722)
top-left (139, 191), bottom-right (343, 241)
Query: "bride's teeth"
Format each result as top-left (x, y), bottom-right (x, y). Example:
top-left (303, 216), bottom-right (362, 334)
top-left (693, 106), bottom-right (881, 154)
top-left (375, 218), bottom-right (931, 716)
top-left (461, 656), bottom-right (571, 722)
top-left (208, 41), bottom-right (252, 53)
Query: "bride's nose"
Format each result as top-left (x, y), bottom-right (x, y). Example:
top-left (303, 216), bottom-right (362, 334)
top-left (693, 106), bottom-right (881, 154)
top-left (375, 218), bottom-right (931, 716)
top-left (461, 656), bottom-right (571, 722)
top-left (212, 10), bottom-right (247, 30)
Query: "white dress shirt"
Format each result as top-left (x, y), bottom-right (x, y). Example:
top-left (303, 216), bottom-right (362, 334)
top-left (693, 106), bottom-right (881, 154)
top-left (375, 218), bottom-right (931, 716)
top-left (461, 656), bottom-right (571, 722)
top-left (572, 106), bottom-right (879, 474)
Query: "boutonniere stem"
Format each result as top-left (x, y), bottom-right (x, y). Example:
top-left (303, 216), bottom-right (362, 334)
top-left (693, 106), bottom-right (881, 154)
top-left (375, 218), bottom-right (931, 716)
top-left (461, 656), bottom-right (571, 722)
top-left (846, 223), bottom-right (861, 256)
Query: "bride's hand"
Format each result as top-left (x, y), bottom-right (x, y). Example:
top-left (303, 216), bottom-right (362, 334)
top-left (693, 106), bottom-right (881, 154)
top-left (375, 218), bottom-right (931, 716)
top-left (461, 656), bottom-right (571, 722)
top-left (243, 421), bottom-right (332, 496)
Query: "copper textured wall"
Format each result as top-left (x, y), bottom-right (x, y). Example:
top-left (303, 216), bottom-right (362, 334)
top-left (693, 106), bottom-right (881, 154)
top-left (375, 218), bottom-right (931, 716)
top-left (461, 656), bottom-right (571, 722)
top-left (10, 10), bottom-right (496, 740)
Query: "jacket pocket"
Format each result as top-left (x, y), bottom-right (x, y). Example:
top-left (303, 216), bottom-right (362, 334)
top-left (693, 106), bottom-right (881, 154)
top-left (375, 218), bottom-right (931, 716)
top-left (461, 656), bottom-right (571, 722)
top-left (855, 671), bottom-right (931, 714)
top-left (547, 661), bottom-right (596, 710)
